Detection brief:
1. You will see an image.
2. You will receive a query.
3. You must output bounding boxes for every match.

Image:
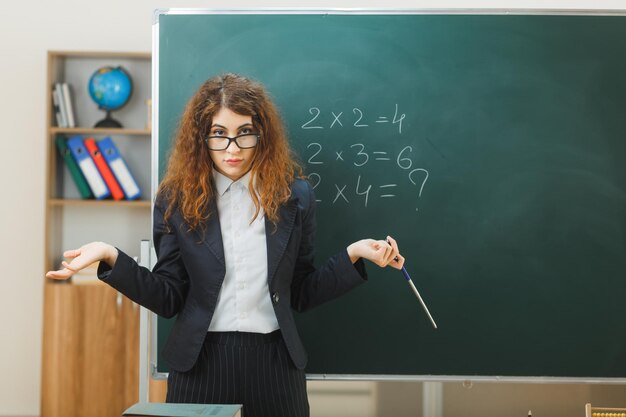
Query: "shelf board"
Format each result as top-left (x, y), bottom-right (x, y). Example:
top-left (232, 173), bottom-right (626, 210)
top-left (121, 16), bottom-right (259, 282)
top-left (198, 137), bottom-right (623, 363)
top-left (50, 127), bottom-right (151, 136)
top-left (48, 199), bottom-right (151, 208)
top-left (49, 50), bottom-right (150, 60)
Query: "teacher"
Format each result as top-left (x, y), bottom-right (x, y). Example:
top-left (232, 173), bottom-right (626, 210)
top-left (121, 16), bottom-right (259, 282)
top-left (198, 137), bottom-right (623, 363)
top-left (46, 73), bottom-right (405, 417)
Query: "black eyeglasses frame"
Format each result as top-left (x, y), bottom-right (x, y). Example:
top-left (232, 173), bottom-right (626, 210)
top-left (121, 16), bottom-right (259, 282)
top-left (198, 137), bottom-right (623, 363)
top-left (204, 133), bottom-right (260, 151)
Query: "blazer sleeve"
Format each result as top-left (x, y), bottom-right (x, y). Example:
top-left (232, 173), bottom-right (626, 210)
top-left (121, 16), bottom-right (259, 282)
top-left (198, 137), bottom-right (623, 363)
top-left (290, 180), bottom-right (368, 312)
top-left (97, 200), bottom-right (189, 318)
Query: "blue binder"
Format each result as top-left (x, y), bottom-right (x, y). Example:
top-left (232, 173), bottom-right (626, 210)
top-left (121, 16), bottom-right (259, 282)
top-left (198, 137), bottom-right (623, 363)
top-left (97, 137), bottom-right (141, 200)
top-left (67, 135), bottom-right (110, 200)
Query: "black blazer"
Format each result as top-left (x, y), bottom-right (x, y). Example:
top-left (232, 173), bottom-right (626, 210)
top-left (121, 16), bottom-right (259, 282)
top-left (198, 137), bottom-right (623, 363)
top-left (98, 179), bottom-right (367, 372)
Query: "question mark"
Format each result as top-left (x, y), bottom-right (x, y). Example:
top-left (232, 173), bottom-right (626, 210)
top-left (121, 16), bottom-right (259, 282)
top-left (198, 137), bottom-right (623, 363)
top-left (307, 173), bottom-right (323, 203)
top-left (408, 168), bottom-right (429, 211)
top-left (307, 173), bottom-right (321, 190)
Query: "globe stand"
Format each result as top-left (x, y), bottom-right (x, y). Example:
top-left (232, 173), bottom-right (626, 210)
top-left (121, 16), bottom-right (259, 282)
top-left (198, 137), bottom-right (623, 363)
top-left (94, 109), bottom-right (123, 128)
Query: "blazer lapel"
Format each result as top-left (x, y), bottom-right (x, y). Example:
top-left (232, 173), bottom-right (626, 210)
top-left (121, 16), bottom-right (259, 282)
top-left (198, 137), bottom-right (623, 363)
top-left (192, 196), bottom-right (297, 280)
top-left (195, 200), bottom-right (225, 266)
top-left (266, 197), bottom-right (298, 286)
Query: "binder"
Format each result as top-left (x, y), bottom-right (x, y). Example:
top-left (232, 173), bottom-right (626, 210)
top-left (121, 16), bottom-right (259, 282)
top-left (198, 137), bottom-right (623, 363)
top-left (61, 82), bottom-right (76, 128)
top-left (84, 138), bottom-right (124, 200)
top-left (97, 137), bottom-right (141, 200)
top-left (67, 135), bottom-right (110, 200)
top-left (55, 136), bottom-right (93, 199)
top-left (54, 83), bottom-right (69, 128)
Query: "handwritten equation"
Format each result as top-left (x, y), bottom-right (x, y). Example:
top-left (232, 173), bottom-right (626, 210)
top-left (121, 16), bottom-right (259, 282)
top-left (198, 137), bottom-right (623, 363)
top-left (301, 104), bottom-right (406, 134)
top-left (304, 142), bottom-right (429, 211)
top-left (298, 101), bottom-right (430, 212)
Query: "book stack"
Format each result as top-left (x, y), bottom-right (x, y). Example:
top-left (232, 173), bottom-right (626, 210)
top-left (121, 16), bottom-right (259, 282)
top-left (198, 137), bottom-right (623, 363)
top-left (124, 402), bottom-right (242, 417)
top-left (52, 82), bottom-right (76, 128)
top-left (56, 135), bottom-right (141, 200)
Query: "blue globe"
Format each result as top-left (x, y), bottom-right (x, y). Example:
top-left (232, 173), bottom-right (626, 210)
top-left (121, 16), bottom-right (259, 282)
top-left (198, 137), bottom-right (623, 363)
top-left (88, 66), bottom-right (133, 111)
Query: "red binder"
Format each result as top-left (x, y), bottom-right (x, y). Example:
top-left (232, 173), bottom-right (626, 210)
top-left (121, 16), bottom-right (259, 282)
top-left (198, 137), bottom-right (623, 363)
top-left (84, 138), bottom-right (125, 200)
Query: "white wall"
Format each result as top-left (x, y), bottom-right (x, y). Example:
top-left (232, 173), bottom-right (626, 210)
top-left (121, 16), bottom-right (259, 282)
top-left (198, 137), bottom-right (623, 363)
top-left (0, 0), bottom-right (624, 415)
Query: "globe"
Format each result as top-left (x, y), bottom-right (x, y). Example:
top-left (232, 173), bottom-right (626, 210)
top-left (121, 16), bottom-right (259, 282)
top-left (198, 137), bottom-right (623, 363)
top-left (88, 66), bottom-right (133, 128)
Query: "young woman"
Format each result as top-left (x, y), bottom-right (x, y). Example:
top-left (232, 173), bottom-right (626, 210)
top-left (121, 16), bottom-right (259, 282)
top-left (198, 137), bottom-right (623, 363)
top-left (46, 73), bottom-right (405, 417)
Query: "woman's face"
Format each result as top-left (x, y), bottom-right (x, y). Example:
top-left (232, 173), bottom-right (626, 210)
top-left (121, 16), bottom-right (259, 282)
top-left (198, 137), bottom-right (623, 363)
top-left (207, 107), bottom-right (257, 181)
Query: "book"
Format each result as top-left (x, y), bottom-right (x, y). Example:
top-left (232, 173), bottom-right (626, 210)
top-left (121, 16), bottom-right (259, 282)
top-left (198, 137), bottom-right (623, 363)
top-left (123, 403), bottom-right (242, 417)
top-left (55, 136), bottom-right (93, 199)
top-left (52, 88), bottom-right (66, 127)
top-left (67, 135), bottom-right (110, 200)
top-left (84, 138), bottom-right (125, 200)
top-left (97, 137), bottom-right (141, 200)
top-left (54, 83), bottom-right (69, 129)
top-left (61, 82), bottom-right (76, 128)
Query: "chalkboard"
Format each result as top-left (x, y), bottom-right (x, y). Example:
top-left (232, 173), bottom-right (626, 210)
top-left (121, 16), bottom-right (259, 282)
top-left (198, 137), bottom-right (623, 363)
top-left (154, 11), bottom-right (626, 379)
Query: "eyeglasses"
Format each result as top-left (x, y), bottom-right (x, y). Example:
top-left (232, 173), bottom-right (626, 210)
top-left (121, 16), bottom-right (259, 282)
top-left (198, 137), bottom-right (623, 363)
top-left (205, 133), bottom-right (260, 150)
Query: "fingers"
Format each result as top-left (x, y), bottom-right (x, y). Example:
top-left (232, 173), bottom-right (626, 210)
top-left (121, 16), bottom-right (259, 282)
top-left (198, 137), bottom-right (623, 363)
top-left (379, 236), bottom-right (398, 266)
top-left (369, 239), bottom-right (393, 267)
top-left (61, 260), bottom-right (78, 272)
top-left (45, 259), bottom-right (78, 280)
top-left (61, 256), bottom-right (93, 274)
top-left (373, 235), bottom-right (403, 269)
top-left (386, 236), bottom-right (398, 253)
top-left (390, 253), bottom-right (405, 270)
top-left (45, 248), bottom-right (84, 280)
top-left (349, 236), bottom-right (406, 269)
top-left (45, 268), bottom-right (73, 280)
top-left (63, 248), bottom-right (81, 259)
top-left (45, 258), bottom-right (88, 280)
top-left (381, 241), bottom-right (395, 265)
top-left (384, 236), bottom-right (403, 269)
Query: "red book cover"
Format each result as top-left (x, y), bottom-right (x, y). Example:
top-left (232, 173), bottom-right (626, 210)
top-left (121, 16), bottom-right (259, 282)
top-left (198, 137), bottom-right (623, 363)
top-left (84, 138), bottom-right (125, 200)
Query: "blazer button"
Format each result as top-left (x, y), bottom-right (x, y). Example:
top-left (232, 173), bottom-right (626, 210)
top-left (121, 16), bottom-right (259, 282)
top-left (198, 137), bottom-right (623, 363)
top-left (272, 292), bottom-right (280, 304)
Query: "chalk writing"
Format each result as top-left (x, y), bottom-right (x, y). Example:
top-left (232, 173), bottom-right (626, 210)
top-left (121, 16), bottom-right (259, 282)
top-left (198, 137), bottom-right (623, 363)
top-left (301, 104), bottom-right (405, 134)
top-left (303, 142), bottom-right (430, 210)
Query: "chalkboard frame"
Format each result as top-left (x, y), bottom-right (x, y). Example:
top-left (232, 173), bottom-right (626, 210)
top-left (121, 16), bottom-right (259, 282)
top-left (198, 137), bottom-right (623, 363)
top-left (143, 8), bottom-right (626, 384)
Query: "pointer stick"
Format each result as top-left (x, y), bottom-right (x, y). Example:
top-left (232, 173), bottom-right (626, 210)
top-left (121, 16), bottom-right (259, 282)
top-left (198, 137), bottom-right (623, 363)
top-left (387, 238), bottom-right (438, 329)
top-left (401, 265), bottom-right (438, 329)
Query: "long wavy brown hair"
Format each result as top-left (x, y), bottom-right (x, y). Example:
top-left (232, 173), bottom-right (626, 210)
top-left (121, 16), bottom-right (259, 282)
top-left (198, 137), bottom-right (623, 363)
top-left (158, 73), bottom-right (303, 230)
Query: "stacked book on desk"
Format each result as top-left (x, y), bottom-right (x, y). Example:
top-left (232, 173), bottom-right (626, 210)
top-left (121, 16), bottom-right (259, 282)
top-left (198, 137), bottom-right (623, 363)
top-left (56, 135), bottom-right (141, 200)
top-left (124, 402), bottom-right (242, 417)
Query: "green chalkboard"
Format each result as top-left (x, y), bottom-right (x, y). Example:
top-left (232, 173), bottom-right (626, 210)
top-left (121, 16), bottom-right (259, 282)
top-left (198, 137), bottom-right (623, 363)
top-left (154, 11), bottom-right (626, 378)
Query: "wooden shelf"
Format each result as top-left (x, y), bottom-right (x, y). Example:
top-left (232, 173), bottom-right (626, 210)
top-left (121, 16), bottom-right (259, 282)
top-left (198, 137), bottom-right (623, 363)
top-left (50, 127), bottom-right (151, 136)
top-left (49, 50), bottom-right (151, 60)
top-left (43, 50), bottom-right (152, 417)
top-left (48, 199), bottom-right (151, 208)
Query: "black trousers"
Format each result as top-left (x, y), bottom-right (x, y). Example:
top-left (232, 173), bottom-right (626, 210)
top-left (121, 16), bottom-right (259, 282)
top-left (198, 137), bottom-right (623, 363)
top-left (166, 331), bottom-right (309, 417)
